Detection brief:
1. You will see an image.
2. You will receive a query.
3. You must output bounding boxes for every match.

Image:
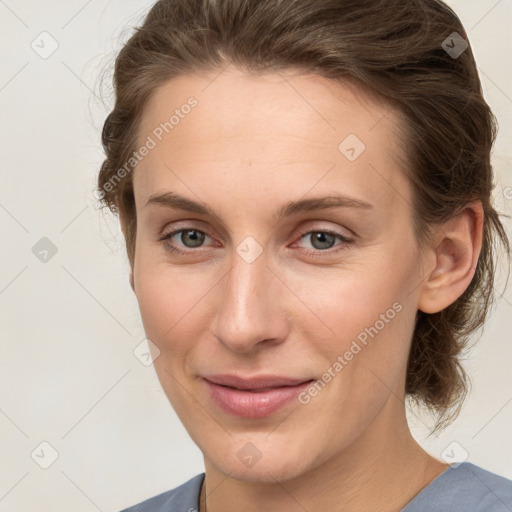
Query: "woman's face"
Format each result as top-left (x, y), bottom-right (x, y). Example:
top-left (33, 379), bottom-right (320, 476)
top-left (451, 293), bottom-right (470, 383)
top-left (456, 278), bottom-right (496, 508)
top-left (130, 67), bottom-right (430, 482)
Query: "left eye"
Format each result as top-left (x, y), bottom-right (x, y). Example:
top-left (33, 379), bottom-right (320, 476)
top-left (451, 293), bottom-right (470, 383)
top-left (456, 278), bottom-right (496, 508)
top-left (295, 230), bottom-right (352, 251)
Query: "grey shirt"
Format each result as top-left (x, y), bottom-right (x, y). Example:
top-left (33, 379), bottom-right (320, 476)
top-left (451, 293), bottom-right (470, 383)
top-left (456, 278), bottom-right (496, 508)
top-left (119, 462), bottom-right (512, 511)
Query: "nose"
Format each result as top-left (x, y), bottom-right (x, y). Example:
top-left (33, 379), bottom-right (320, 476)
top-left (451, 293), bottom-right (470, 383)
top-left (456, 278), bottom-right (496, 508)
top-left (211, 246), bottom-right (289, 354)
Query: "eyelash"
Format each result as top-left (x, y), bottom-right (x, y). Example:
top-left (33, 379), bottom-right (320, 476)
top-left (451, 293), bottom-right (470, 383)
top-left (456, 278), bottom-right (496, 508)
top-left (158, 227), bottom-right (353, 258)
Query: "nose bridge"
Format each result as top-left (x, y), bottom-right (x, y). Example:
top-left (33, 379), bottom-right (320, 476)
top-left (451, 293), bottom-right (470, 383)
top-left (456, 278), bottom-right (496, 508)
top-left (213, 246), bottom-right (285, 352)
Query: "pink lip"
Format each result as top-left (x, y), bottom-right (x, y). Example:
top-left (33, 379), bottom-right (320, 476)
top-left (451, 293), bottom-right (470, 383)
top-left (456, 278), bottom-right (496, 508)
top-left (203, 374), bottom-right (315, 418)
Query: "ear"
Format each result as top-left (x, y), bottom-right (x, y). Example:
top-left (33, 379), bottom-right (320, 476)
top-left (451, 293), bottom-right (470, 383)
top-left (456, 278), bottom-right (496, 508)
top-left (119, 210), bottom-right (135, 293)
top-left (417, 200), bottom-right (484, 314)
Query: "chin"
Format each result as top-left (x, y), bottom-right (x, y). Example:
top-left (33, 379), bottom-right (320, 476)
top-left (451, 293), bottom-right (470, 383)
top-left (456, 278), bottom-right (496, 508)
top-left (203, 434), bottom-right (321, 484)
top-left (217, 456), bottom-right (311, 484)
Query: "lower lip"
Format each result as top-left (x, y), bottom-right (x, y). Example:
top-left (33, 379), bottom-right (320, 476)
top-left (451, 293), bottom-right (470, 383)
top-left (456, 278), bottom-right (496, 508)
top-left (204, 379), bottom-right (314, 418)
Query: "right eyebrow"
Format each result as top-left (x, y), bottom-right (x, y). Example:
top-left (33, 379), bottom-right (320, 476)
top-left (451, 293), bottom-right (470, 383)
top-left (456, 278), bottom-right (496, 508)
top-left (145, 191), bottom-right (215, 216)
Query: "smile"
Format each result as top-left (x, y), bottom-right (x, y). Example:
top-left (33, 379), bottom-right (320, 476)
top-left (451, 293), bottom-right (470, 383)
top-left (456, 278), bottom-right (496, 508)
top-left (203, 376), bottom-right (315, 418)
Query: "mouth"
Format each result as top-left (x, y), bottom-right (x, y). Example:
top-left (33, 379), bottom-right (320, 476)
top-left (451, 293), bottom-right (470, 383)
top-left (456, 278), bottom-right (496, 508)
top-left (203, 373), bottom-right (315, 389)
top-left (220, 385), bottom-right (295, 392)
top-left (203, 375), bottom-right (316, 418)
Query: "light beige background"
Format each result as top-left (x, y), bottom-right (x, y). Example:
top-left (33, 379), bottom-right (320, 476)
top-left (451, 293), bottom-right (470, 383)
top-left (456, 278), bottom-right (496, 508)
top-left (0, 1), bottom-right (511, 511)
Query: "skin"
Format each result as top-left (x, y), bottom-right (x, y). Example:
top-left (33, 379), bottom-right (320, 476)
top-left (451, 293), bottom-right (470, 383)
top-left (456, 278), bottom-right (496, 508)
top-left (121, 66), bottom-right (483, 512)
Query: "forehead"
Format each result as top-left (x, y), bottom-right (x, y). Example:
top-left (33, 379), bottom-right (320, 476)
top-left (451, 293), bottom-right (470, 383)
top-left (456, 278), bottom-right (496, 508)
top-left (133, 66), bottom-right (410, 214)
top-left (137, 66), bottom-right (402, 145)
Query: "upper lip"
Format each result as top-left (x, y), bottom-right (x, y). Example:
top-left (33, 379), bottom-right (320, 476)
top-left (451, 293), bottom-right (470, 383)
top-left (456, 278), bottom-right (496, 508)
top-left (204, 374), bottom-right (314, 390)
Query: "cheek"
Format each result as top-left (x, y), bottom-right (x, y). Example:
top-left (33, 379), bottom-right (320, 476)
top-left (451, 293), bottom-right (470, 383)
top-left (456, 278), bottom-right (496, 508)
top-left (133, 266), bottom-right (209, 413)
top-left (296, 255), bottom-right (416, 378)
top-left (133, 259), bottom-right (215, 351)
top-left (292, 263), bottom-right (401, 338)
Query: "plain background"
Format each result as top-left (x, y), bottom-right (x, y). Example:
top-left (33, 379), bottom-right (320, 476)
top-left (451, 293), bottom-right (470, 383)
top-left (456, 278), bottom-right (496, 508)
top-left (0, 1), bottom-right (511, 511)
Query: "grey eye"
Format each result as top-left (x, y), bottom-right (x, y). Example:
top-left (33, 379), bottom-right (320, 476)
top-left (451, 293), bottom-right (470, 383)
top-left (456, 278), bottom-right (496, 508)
top-left (304, 232), bottom-right (337, 250)
top-left (179, 229), bottom-right (206, 248)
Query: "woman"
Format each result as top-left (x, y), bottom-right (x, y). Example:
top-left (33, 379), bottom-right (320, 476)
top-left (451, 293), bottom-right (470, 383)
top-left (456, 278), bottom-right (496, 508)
top-left (97, 0), bottom-right (512, 510)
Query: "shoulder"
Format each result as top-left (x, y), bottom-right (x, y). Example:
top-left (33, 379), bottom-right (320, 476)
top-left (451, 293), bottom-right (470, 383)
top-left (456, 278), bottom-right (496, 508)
top-left (403, 462), bottom-right (512, 511)
top-left (118, 473), bottom-right (205, 512)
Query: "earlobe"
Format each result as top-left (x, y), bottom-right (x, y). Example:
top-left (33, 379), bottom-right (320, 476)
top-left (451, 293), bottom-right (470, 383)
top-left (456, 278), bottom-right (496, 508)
top-left (417, 201), bottom-right (484, 314)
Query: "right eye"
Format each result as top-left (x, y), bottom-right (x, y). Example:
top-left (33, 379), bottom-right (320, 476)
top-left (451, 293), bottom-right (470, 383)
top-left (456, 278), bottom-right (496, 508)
top-left (159, 228), bottom-right (215, 254)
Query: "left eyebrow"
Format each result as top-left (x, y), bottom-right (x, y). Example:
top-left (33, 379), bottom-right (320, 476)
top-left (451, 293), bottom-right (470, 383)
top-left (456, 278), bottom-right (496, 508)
top-left (276, 194), bottom-right (375, 220)
top-left (144, 191), bottom-right (375, 221)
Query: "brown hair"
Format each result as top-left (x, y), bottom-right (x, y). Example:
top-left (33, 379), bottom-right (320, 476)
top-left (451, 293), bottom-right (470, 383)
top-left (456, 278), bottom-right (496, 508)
top-left (97, 0), bottom-right (510, 432)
